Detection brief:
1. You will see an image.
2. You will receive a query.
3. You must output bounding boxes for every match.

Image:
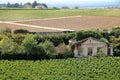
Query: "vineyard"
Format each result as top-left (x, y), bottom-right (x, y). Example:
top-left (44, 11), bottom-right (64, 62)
top-left (0, 57), bottom-right (120, 80)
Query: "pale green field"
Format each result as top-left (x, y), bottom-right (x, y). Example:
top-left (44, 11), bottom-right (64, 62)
top-left (0, 9), bottom-right (120, 21)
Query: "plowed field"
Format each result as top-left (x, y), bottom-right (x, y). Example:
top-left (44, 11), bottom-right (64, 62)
top-left (0, 16), bottom-right (120, 32)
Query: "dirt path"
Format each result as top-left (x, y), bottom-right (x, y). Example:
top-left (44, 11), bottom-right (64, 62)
top-left (0, 21), bottom-right (74, 31)
top-left (12, 16), bottom-right (81, 22)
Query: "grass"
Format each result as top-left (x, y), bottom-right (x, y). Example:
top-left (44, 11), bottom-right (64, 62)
top-left (0, 57), bottom-right (120, 80)
top-left (0, 9), bottom-right (120, 21)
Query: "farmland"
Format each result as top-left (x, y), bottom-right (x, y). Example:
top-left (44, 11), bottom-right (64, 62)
top-left (0, 9), bottom-right (120, 21)
top-left (0, 57), bottom-right (120, 80)
top-left (16, 15), bottom-right (120, 31)
top-left (0, 9), bottom-right (120, 32)
top-left (0, 9), bottom-right (120, 80)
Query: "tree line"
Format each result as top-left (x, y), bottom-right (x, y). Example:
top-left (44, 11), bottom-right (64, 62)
top-left (0, 1), bottom-right (48, 8)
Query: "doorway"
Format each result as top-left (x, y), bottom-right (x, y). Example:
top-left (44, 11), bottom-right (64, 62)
top-left (88, 47), bottom-right (93, 56)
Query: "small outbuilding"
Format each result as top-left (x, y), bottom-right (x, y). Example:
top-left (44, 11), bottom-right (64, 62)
top-left (69, 37), bottom-right (113, 57)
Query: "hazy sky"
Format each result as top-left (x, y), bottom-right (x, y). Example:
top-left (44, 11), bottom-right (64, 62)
top-left (1, 0), bottom-right (119, 8)
top-left (1, 0), bottom-right (118, 4)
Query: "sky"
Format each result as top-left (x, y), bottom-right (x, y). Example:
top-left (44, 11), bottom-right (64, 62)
top-left (1, 0), bottom-right (119, 8)
top-left (1, 0), bottom-right (118, 3)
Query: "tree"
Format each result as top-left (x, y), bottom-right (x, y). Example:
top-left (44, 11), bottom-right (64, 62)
top-left (32, 1), bottom-right (38, 8)
top-left (24, 2), bottom-right (32, 8)
top-left (6, 2), bottom-right (20, 8)
top-left (7, 2), bottom-right (11, 7)
top-left (41, 3), bottom-right (48, 8)
top-left (14, 3), bottom-right (19, 8)
top-left (74, 6), bottom-right (79, 9)
top-left (110, 36), bottom-right (120, 56)
top-left (19, 3), bottom-right (23, 8)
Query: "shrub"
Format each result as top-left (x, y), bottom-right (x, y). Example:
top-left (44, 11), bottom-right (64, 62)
top-left (22, 34), bottom-right (39, 54)
top-left (45, 34), bottom-right (64, 46)
top-left (39, 40), bottom-right (56, 59)
top-left (111, 26), bottom-right (120, 37)
top-left (60, 32), bottom-right (75, 45)
top-left (22, 34), bottom-right (46, 59)
top-left (0, 35), bottom-right (2, 41)
top-left (100, 38), bottom-right (109, 45)
top-left (14, 29), bottom-right (29, 34)
top-left (12, 34), bottom-right (25, 45)
top-left (101, 29), bottom-right (111, 40)
top-left (114, 49), bottom-right (120, 56)
top-left (76, 30), bottom-right (103, 40)
top-left (0, 37), bottom-right (21, 59)
top-left (110, 36), bottom-right (120, 56)
top-left (0, 37), bottom-right (18, 55)
top-left (33, 32), bottom-right (75, 46)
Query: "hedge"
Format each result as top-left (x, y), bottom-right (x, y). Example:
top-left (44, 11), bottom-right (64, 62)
top-left (0, 27), bottom-right (120, 60)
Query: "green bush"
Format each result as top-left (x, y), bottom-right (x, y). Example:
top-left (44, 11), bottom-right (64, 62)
top-left (22, 34), bottom-right (39, 54)
top-left (60, 32), bottom-right (75, 45)
top-left (100, 38), bottom-right (109, 45)
top-left (0, 35), bottom-right (2, 41)
top-left (110, 36), bottom-right (120, 56)
top-left (101, 29), bottom-right (111, 40)
top-left (0, 37), bottom-right (18, 55)
top-left (22, 34), bottom-right (46, 59)
top-left (0, 37), bottom-right (22, 59)
top-left (111, 26), bottom-right (120, 37)
top-left (44, 34), bottom-right (64, 46)
top-left (39, 40), bottom-right (56, 59)
top-left (76, 30), bottom-right (103, 40)
top-left (114, 48), bottom-right (120, 56)
top-left (34, 32), bottom-right (75, 46)
top-left (12, 34), bottom-right (25, 45)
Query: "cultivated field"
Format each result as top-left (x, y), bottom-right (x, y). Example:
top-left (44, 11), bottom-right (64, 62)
top-left (0, 15), bottom-right (120, 32)
top-left (0, 9), bottom-right (120, 32)
top-left (0, 57), bottom-right (120, 80)
top-left (17, 15), bottom-right (120, 31)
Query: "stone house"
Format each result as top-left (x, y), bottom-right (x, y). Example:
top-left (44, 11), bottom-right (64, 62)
top-left (61, 6), bottom-right (70, 9)
top-left (69, 37), bottom-right (113, 57)
top-left (35, 4), bottom-right (46, 9)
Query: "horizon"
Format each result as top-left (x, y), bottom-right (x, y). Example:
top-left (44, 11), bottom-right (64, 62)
top-left (1, 0), bottom-right (119, 3)
top-left (0, 0), bottom-right (120, 8)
